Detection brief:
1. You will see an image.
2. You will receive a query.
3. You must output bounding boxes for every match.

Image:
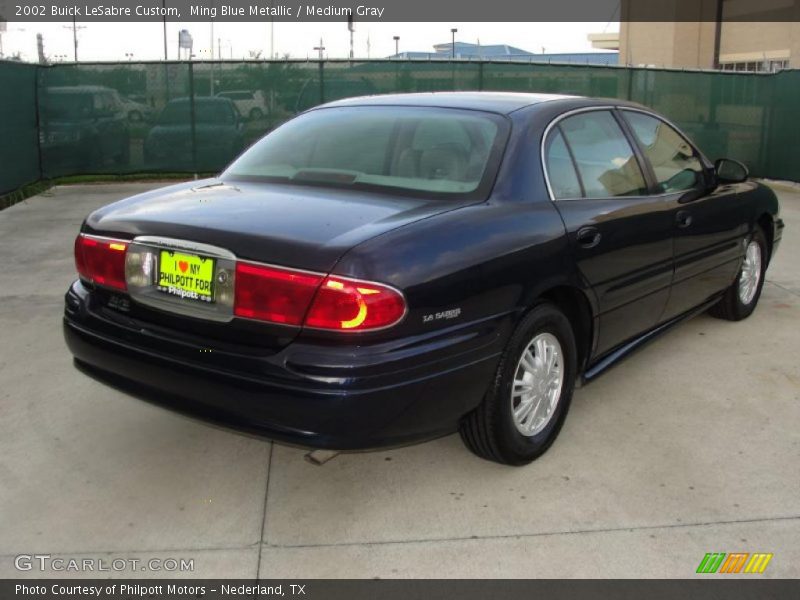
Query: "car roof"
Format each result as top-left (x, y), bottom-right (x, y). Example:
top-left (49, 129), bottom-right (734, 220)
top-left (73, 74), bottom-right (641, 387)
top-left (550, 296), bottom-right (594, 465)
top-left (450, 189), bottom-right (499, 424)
top-left (320, 91), bottom-right (579, 114)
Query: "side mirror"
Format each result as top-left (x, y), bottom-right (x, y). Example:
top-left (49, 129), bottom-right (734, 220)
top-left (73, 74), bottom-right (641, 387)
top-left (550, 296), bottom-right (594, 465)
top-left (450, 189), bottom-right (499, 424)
top-left (715, 158), bottom-right (748, 184)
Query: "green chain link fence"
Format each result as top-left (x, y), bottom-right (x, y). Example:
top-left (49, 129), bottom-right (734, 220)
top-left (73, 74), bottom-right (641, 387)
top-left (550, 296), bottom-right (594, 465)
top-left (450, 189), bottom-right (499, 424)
top-left (0, 61), bottom-right (41, 195)
top-left (1, 59), bottom-right (799, 196)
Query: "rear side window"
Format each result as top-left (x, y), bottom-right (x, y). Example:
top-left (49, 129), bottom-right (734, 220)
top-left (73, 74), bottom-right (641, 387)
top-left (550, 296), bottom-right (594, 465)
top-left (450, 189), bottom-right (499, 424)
top-left (557, 111), bottom-right (647, 198)
top-left (544, 129), bottom-right (582, 199)
top-left (622, 111), bottom-right (704, 193)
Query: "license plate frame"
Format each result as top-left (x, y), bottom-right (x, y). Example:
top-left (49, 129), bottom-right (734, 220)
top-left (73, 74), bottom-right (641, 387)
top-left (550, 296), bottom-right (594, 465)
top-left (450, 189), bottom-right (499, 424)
top-left (156, 249), bottom-right (216, 304)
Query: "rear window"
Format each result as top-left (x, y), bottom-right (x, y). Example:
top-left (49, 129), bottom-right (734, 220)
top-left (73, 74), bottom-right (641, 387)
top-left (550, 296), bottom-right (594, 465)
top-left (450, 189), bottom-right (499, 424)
top-left (223, 106), bottom-right (508, 198)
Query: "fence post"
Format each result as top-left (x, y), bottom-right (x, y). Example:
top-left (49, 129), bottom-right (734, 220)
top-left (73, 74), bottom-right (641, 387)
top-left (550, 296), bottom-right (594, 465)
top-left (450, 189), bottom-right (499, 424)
top-left (34, 63), bottom-right (45, 181)
top-left (188, 62), bottom-right (198, 176)
top-left (625, 68), bottom-right (633, 101)
top-left (319, 60), bottom-right (325, 105)
top-left (757, 73), bottom-right (774, 175)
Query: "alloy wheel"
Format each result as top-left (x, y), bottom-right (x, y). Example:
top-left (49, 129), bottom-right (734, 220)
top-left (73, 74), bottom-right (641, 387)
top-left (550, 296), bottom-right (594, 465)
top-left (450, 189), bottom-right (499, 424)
top-left (511, 332), bottom-right (564, 436)
top-left (738, 239), bottom-right (762, 305)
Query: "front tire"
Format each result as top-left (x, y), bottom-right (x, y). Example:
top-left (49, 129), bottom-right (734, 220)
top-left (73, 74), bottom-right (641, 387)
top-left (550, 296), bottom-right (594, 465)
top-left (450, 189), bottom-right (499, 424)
top-left (460, 303), bottom-right (577, 466)
top-left (709, 227), bottom-right (767, 321)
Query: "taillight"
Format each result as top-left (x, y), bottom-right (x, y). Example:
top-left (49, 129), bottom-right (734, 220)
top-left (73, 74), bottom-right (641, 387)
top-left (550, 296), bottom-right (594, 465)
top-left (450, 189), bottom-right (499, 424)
top-left (233, 263), bottom-right (406, 331)
top-left (304, 276), bottom-right (406, 331)
top-left (234, 262), bottom-right (323, 325)
top-left (74, 234), bottom-right (128, 291)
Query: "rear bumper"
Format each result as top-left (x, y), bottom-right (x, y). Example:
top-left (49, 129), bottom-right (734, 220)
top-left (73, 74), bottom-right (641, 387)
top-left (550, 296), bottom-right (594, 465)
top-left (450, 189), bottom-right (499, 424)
top-left (64, 281), bottom-right (505, 450)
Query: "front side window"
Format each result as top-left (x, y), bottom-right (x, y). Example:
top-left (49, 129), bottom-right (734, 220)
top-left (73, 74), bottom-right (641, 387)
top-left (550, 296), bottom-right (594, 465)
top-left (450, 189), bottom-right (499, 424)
top-left (224, 106), bottom-right (507, 198)
top-left (623, 111), bottom-right (704, 194)
top-left (556, 111), bottom-right (648, 198)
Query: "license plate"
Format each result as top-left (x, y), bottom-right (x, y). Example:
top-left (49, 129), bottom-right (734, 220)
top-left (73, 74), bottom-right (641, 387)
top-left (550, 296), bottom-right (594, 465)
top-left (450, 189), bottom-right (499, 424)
top-left (157, 250), bottom-right (215, 303)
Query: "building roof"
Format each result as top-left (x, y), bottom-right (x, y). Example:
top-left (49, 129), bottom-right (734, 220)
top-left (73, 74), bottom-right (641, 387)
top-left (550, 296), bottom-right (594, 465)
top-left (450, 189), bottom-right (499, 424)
top-left (432, 41), bottom-right (532, 57)
top-left (386, 41), bottom-right (618, 65)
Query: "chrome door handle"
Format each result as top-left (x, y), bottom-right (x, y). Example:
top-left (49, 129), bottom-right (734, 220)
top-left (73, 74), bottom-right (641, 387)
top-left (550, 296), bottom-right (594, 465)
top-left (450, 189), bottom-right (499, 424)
top-left (676, 211), bottom-right (693, 229)
top-left (576, 227), bottom-right (602, 249)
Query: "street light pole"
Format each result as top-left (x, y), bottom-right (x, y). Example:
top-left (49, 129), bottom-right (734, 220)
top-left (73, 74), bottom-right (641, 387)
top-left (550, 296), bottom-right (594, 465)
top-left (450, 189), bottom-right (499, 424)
top-left (393, 35), bottom-right (399, 57)
top-left (450, 28), bottom-right (457, 58)
top-left (347, 14), bottom-right (354, 60)
top-left (162, 0), bottom-right (168, 60)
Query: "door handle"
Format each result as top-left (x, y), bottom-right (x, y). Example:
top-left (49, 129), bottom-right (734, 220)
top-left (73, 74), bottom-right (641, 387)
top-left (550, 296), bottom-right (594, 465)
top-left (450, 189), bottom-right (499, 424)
top-left (676, 210), bottom-right (693, 229)
top-left (576, 227), bottom-right (602, 249)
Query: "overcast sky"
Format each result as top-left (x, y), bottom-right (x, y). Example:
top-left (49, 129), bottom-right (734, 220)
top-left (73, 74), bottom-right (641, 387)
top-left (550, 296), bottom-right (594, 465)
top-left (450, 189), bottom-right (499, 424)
top-left (1, 21), bottom-right (618, 62)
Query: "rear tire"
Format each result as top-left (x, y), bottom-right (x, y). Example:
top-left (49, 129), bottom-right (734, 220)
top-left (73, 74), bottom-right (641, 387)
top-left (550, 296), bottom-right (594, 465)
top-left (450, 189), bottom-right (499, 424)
top-left (460, 303), bottom-right (577, 466)
top-left (709, 227), bottom-right (767, 321)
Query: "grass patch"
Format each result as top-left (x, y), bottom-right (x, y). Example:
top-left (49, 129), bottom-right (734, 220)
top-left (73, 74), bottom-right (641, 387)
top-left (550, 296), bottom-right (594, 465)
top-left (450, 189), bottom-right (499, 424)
top-left (0, 180), bottom-right (52, 211)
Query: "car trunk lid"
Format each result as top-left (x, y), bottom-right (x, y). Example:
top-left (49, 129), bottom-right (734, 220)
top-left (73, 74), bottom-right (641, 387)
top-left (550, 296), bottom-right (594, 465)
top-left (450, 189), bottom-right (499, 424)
top-left (85, 178), bottom-right (467, 272)
top-left (81, 178), bottom-right (473, 352)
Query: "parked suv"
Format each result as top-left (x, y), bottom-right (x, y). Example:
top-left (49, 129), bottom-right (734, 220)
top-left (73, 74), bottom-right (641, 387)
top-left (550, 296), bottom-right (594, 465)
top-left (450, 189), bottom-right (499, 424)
top-left (39, 86), bottom-right (130, 172)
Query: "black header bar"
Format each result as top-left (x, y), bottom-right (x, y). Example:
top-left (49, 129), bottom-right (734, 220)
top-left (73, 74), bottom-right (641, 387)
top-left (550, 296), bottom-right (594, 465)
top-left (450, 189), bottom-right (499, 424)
top-left (1, 0), bottom-right (799, 22)
top-left (3, 579), bottom-right (800, 600)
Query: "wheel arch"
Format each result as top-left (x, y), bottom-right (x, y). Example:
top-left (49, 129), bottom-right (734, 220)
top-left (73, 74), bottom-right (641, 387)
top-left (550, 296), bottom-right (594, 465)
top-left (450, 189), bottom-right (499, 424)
top-left (536, 285), bottom-right (595, 373)
top-left (756, 212), bottom-right (774, 264)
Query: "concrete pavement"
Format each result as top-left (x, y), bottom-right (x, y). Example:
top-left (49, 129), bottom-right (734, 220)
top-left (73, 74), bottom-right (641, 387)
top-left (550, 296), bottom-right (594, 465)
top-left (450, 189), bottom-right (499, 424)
top-left (0, 183), bottom-right (798, 578)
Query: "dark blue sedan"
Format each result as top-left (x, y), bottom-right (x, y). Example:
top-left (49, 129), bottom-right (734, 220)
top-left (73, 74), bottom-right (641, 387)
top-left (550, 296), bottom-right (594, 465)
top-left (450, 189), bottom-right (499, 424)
top-left (64, 92), bottom-right (783, 465)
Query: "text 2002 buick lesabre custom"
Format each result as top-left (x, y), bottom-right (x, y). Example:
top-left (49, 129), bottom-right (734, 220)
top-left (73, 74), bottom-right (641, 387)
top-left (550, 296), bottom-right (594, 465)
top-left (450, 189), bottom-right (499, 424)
top-left (64, 92), bottom-right (783, 465)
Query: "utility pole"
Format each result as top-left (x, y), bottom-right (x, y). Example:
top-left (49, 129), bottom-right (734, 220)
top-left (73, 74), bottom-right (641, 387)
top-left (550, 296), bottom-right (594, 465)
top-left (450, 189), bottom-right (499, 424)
top-left (393, 35), bottom-right (399, 57)
top-left (72, 16), bottom-right (78, 61)
top-left (63, 16), bottom-right (85, 61)
top-left (313, 38), bottom-right (325, 61)
top-left (450, 28), bottom-right (457, 58)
